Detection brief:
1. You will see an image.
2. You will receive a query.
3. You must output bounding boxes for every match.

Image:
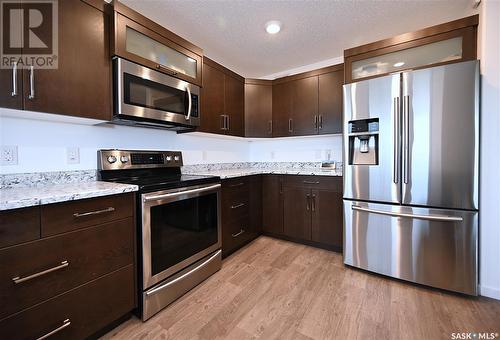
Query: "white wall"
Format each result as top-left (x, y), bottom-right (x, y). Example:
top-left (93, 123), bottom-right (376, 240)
top-left (478, 0), bottom-right (500, 300)
top-left (249, 134), bottom-right (342, 163)
top-left (0, 109), bottom-right (343, 174)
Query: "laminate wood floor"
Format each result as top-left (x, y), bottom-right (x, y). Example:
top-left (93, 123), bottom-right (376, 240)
top-left (102, 236), bottom-right (500, 340)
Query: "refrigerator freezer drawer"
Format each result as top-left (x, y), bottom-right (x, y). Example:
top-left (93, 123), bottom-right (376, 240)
top-left (343, 200), bottom-right (477, 295)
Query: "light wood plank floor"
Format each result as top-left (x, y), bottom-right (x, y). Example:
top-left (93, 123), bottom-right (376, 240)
top-left (103, 236), bottom-right (500, 340)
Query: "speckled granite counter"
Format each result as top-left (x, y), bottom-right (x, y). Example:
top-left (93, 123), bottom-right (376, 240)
top-left (0, 181), bottom-right (138, 211)
top-left (182, 162), bottom-right (343, 179)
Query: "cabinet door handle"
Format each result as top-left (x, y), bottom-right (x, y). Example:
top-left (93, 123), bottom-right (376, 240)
top-left (311, 194), bottom-right (316, 212)
top-left (319, 115), bottom-right (323, 130)
top-left (220, 115), bottom-right (225, 130)
top-left (230, 203), bottom-right (245, 209)
top-left (288, 118), bottom-right (293, 133)
top-left (12, 260), bottom-right (69, 284)
top-left (306, 194), bottom-right (310, 211)
top-left (156, 64), bottom-right (178, 76)
top-left (303, 180), bottom-right (320, 185)
top-left (229, 182), bottom-right (245, 188)
top-left (73, 207), bottom-right (115, 218)
top-left (11, 62), bottom-right (17, 97)
top-left (28, 66), bottom-right (35, 99)
top-left (227, 115), bottom-right (230, 131)
top-left (36, 319), bottom-right (71, 340)
top-left (314, 115), bottom-right (318, 130)
top-left (232, 229), bottom-right (245, 238)
top-left (268, 120), bottom-right (273, 134)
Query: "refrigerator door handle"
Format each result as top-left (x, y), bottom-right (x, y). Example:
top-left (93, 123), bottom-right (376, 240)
top-left (403, 95), bottom-right (410, 184)
top-left (393, 97), bottom-right (400, 184)
top-left (352, 205), bottom-right (463, 222)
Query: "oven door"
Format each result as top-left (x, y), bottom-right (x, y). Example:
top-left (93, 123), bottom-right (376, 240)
top-left (115, 58), bottom-right (200, 127)
top-left (141, 183), bottom-right (221, 289)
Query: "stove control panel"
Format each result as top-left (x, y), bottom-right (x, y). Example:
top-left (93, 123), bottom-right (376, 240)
top-left (98, 149), bottom-right (183, 170)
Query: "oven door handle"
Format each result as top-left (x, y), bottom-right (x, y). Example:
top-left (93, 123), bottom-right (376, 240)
top-left (146, 249), bottom-right (222, 296)
top-left (185, 85), bottom-right (192, 121)
top-left (143, 184), bottom-right (221, 202)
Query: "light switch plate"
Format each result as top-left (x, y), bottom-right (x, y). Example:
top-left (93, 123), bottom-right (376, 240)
top-left (67, 147), bottom-right (80, 164)
top-left (1, 146), bottom-right (18, 165)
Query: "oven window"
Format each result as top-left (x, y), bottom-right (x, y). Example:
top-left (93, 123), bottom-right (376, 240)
top-left (124, 73), bottom-right (186, 114)
top-left (150, 192), bottom-right (218, 276)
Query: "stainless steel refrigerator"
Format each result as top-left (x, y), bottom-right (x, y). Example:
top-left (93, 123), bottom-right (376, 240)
top-left (342, 60), bottom-right (479, 295)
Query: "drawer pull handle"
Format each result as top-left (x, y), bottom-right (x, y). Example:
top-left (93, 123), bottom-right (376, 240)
top-left (303, 181), bottom-right (320, 185)
top-left (230, 203), bottom-right (245, 209)
top-left (229, 182), bottom-right (245, 188)
top-left (37, 319), bottom-right (71, 340)
top-left (73, 207), bottom-right (115, 218)
top-left (13, 260), bottom-right (69, 284)
top-left (231, 229), bottom-right (245, 238)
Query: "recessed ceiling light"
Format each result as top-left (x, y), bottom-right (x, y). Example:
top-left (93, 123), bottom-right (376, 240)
top-left (265, 21), bottom-right (281, 34)
top-left (393, 62), bottom-right (405, 67)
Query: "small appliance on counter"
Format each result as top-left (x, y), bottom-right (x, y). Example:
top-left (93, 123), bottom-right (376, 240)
top-left (98, 149), bottom-right (221, 320)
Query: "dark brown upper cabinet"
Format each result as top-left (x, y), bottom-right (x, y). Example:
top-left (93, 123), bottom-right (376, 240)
top-left (111, 2), bottom-right (203, 86)
top-left (272, 82), bottom-right (293, 137)
top-left (0, 0), bottom-right (112, 120)
top-left (272, 63), bottom-right (344, 137)
top-left (245, 79), bottom-right (273, 138)
top-left (318, 65), bottom-right (344, 134)
top-left (200, 58), bottom-right (245, 137)
top-left (344, 15), bottom-right (478, 83)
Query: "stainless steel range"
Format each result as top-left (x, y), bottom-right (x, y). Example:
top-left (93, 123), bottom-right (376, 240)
top-left (98, 149), bottom-right (222, 320)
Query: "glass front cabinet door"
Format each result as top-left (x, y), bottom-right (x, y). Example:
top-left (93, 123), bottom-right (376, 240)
top-left (113, 13), bottom-right (203, 86)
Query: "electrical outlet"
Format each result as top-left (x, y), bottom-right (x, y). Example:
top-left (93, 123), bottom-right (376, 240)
top-left (67, 147), bottom-right (80, 164)
top-left (1, 146), bottom-right (18, 165)
top-left (325, 150), bottom-right (332, 161)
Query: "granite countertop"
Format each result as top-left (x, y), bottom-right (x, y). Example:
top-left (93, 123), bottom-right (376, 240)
top-left (0, 181), bottom-right (138, 211)
top-left (185, 167), bottom-right (343, 179)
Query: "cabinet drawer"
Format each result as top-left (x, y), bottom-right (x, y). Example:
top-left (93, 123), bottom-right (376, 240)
top-left (222, 177), bottom-right (249, 194)
top-left (222, 215), bottom-right (251, 255)
top-left (0, 218), bottom-right (134, 319)
top-left (0, 265), bottom-right (135, 340)
top-left (284, 175), bottom-right (342, 192)
top-left (0, 207), bottom-right (40, 248)
top-left (41, 193), bottom-right (134, 236)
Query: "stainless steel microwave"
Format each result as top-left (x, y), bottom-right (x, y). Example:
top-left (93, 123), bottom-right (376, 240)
top-left (113, 57), bottom-right (200, 130)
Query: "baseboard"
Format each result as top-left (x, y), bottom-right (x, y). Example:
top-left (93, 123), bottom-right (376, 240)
top-left (479, 284), bottom-right (500, 300)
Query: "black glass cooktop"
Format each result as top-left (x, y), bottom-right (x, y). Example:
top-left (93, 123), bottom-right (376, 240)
top-left (98, 168), bottom-right (220, 193)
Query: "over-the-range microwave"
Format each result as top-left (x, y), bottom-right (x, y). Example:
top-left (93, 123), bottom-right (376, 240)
top-left (113, 57), bottom-right (200, 130)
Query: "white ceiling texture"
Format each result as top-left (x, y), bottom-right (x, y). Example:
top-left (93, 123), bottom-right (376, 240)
top-left (121, 0), bottom-right (476, 79)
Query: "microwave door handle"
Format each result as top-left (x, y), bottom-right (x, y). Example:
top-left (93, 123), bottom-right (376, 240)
top-left (185, 86), bottom-right (192, 121)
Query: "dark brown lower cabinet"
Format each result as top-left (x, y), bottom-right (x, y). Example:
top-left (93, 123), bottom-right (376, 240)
top-left (221, 176), bottom-right (261, 257)
top-left (283, 186), bottom-right (312, 240)
top-left (262, 175), bottom-right (284, 235)
top-left (0, 193), bottom-right (136, 339)
top-left (281, 176), bottom-right (343, 250)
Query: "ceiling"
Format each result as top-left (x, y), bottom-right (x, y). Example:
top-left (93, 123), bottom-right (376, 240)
top-left (121, 0), bottom-right (476, 79)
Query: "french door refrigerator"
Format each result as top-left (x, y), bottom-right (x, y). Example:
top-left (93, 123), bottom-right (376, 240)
top-left (343, 60), bottom-right (479, 295)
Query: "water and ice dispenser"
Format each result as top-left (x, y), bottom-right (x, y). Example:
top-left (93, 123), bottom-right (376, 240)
top-left (348, 119), bottom-right (379, 165)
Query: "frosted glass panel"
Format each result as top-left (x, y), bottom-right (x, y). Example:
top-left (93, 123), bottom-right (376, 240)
top-left (352, 37), bottom-right (462, 80)
top-left (126, 27), bottom-right (197, 78)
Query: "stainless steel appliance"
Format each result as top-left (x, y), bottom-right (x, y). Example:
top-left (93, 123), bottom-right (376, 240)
top-left (113, 58), bottom-right (200, 130)
top-left (343, 60), bottom-right (479, 295)
top-left (98, 149), bottom-right (221, 320)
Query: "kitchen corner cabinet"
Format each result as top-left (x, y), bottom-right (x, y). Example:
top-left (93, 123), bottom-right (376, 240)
top-left (200, 58), bottom-right (244, 136)
top-left (282, 176), bottom-right (343, 250)
top-left (262, 175), bottom-right (284, 235)
top-left (245, 80), bottom-right (273, 137)
top-left (0, 0), bottom-right (112, 120)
